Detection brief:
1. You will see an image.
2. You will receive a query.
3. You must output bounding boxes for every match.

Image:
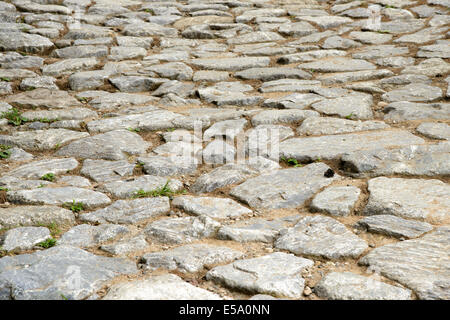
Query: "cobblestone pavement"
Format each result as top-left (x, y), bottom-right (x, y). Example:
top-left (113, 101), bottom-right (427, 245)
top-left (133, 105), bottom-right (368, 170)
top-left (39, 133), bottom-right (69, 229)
top-left (0, 0), bottom-right (449, 300)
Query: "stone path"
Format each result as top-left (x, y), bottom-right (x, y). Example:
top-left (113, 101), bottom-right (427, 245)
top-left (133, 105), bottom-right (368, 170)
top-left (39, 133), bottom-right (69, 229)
top-left (0, 0), bottom-right (449, 300)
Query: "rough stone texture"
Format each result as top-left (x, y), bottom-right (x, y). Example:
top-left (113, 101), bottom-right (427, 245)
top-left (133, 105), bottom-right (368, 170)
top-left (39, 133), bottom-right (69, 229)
top-left (310, 186), bottom-right (361, 216)
top-left (141, 244), bottom-right (244, 273)
top-left (172, 196), bottom-right (251, 219)
top-left (58, 224), bottom-right (129, 248)
top-left (341, 142), bottom-right (450, 178)
top-left (101, 176), bottom-right (183, 199)
top-left (144, 216), bottom-right (221, 244)
top-left (298, 117), bottom-right (389, 136)
top-left (0, 206), bottom-right (75, 229)
top-left (356, 215), bottom-right (433, 239)
top-left (218, 218), bottom-right (290, 243)
top-left (3, 158), bottom-right (78, 179)
top-left (279, 130), bottom-right (424, 162)
top-left (0, 245), bottom-right (137, 300)
top-left (7, 187), bottom-right (111, 209)
top-left (230, 163), bottom-right (340, 209)
top-left (81, 197), bottom-right (170, 224)
top-left (103, 274), bottom-right (221, 300)
top-left (206, 252), bottom-right (313, 298)
top-left (56, 130), bottom-right (150, 160)
top-left (0, 129), bottom-right (89, 151)
top-left (416, 122), bottom-right (450, 140)
top-left (364, 177), bottom-right (450, 223)
top-left (359, 227), bottom-right (450, 300)
top-left (315, 272), bottom-right (412, 300)
top-left (1, 227), bottom-right (51, 252)
top-left (275, 215), bottom-right (368, 259)
top-left (80, 159), bottom-right (135, 183)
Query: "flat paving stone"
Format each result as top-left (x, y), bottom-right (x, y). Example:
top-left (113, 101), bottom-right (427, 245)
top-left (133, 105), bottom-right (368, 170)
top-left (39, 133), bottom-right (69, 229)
top-left (144, 216), bottom-right (221, 244)
top-left (297, 117), bottom-right (389, 136)
top-left (190, 57), bottom-right (270, 71)
top-left (311, 93), bottom-right (374, 120)
top-left (341, 142), bottom-right (450, 178)
top-left (279, 130), bottom-right (424, 162)
top-left (356, 215), bottom-right (433, 239)
top-left (141, 244), bottom-right (244, 273)
top-left (56, 130), bottom-right (150, 160)
top-left (298, 57), bottom-right (376, 73)
top-left (81, 197), bottom-right (170, 224)
top-left (275, 215), bottom-right (368, 259)
top-left (59, 224), bottom-right (129, 248)
top-left (359, 227), bottom-right (450, 300)
top-left (0, 245), bottom-right (137, 300)
top-left (230, 163), bottom-right (340, 209)
top-left (217, 218), bottom-right (290, 243)
top-left (101, 176), bottom-right (183, 199)
top-left (310, 186), bottom-right (361, 217)
top-left (100, 235), bottom-right (149, 256)
top-left (103, 274), bottom-right (221, 300)
top-left (315, 272), bottom-right (412, 300)
top-left (7, 187), bottom-right (111, 209)
top-left (416, 122), bottom-right (450, 140)
top-left (383, 102), bottom-right (450, 121)
top-left (1, 227), bottom-right (51, 252)
top-left (0, 206), bottom-right (75, 229)
top-left (3, 158), bottom-right (78, 179)
top-left (364, 177), bottom-right (450, 223)
top-left (382, 84), bottom-right (443, 103)
top-left (137, 155), bottom-right (198, 177)
top-left (0, 129), bottom-right (89, 152)
top-left (206, 252), bottom-right (314, 298)
top-left (172, 196), bottom-right (251, 219)
top-left (80, 159), bottom-right (135, 183)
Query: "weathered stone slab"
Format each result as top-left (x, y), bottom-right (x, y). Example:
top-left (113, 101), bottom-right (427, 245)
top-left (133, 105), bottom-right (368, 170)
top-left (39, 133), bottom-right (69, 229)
top-left (3, 158), bottom-right (78, 180)
top-left (1, 227), bottom-right (51, 252)
top-left (0, 245), bottom-right (137, 300)
top-left (206, 252), bottom-right (313, 298)
top-left (364, 177), bottom-right (450, 223)
top-left (86, 109), bottom-right (183, 133)
top-left (315, 272), bottom-right (412, 300)
top-left (275, 215), bottom-right (368, 259)
top-left (416, 123), bottom-right (450, 140)
top-left (172, 196), bottom-right (251, 219)
top-left (297, 117), bottom-right (389, 136)
top-left (101, 176), bottom-right (182, 199)
top-left (137, 155), bottom-right (198, 177)
top-left (0, 32), bottom-right (53, 53)
top-left (0, 129), bottom-right (88, 151)
top-left (7, 187), bottom-right (111, 209)
top-left (81, 197), bottom-right (170, 224)
top-left (145, 216), bottom-right (220, 244)
top-left (6, 89), bottom-right (82, 109)
top-left (100, 235), bottom-right (149, 256)
top-left (59, 224), bottom-right (129, 248)
top-left (382, 84), bottom-right (442, 102)
top-left (190, 57), bottom-right (270, 71)
top-left (311, 93), bottom-right (373, 119)
top-left (217, 218), bottom-right (289, 243)
top-left (230, 163), bottom-right (340, 209)
top-left (298, 57), bottom-right (376, 73)
top-left (279, 130), bottom-right (424, 162)
top-left (356, 215), bottom-right (433, 239)
top-left (141, 244), bottom-right (244, 273)
top-left (359, 227), bottom-right (450, 300)
top-left (80, 159), bottom-right (135, 183)
top-left (0, 206), bottom-right (75, 229)
top-left (383, 102), bottom-right (450, 121)
top-left (341, 142), bottom-right (450, 178)
top-left (103, 274), bottom-right (221, 300)
top-left (56, 130), bottom-right (150, 160)
top-left (251, 110), bottom-right (319, 126)
top-left (310, 186), bottom-right (361, 216)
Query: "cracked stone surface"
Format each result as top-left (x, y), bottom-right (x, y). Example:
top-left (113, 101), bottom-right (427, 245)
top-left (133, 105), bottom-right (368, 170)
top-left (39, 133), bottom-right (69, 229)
top-left (0, 0), bottom-right (448, 301)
